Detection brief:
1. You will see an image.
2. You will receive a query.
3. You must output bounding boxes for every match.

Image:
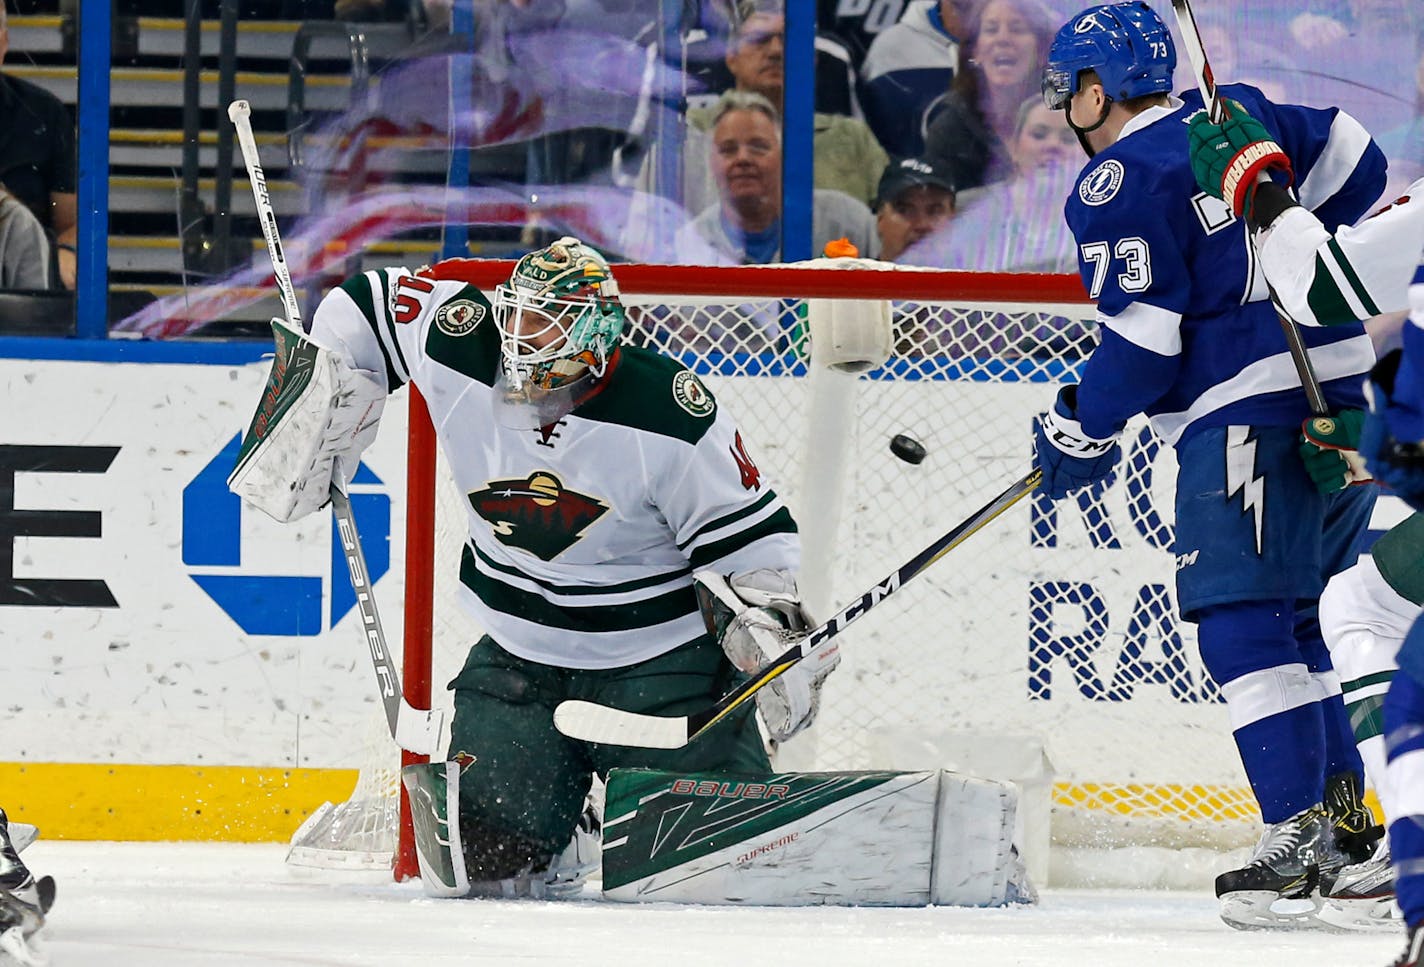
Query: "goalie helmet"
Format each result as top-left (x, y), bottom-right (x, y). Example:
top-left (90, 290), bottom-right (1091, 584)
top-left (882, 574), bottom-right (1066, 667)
top-left (492, 236), bottom-right (626, 394)
top-left (1041, 1), bottom-right (1176, 111)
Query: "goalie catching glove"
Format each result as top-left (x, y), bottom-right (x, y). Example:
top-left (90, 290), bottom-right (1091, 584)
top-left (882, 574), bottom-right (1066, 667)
top-left (228, 318), bottom-right (387, 523)
top-left (694, 569), bottom-right (839, 742)
top-left (1188, 99), bottom-right (1294, 225)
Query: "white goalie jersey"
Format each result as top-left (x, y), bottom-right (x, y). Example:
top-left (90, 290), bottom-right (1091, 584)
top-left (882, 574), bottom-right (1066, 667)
top-left (306, 264), bottom-right (800, 669)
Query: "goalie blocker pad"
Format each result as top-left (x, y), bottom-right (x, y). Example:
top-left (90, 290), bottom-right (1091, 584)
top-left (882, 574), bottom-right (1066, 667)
top-left (228, 318), bottom-right (386, 523)
top-left (601, 767), bottom-right (1034, 907)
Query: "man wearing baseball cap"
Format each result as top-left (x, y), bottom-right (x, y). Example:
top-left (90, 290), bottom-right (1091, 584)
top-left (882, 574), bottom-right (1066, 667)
top-left (874, 156), bottom-right (956, 262)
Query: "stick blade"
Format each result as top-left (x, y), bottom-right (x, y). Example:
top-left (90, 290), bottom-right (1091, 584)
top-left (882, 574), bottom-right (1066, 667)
top-left (554, 700), bottom-right (690, 749)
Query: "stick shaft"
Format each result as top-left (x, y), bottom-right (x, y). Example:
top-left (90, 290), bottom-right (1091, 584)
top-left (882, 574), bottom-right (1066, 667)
top-left (227, 99), bottom-right (442, 755)
top-left (228, 99), bottom-right (303, 328)
top-left (1170, 0), bottom-right (1329, 416)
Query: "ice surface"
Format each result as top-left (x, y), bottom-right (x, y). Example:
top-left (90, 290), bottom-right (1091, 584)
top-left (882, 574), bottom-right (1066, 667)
top-left (23, 841), bottom-right (1405, 966)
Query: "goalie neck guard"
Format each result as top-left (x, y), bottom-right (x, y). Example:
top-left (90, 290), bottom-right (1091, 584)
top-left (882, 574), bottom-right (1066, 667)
top-left (1041, 1), bottom-right (1176, 111)
top-left (492, 236), bottom-right (626, 403)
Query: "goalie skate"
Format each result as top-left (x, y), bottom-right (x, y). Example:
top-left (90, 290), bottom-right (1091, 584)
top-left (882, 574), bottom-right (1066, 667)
top-left (1215, 804), bottom-right (1336, 930)
top-left (1317, 838), bottom-right (1401, 933)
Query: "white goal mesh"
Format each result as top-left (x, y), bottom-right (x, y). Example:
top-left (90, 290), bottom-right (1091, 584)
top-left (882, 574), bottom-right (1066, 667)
top-left (290, 260), bottom-right (1259, 885)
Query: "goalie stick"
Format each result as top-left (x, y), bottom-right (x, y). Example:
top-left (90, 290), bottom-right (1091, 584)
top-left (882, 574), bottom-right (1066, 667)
top-left (553, 467), bottom-right (1042, 749)
top-left (1170, 0), bottom-right (1328, 417)
top-left (228, 99), bottom-right (443, 756)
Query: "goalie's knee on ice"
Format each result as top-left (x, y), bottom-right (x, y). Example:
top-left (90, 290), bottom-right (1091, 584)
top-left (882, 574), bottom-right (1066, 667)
top-left (403, 760), bottom-right (596, 900)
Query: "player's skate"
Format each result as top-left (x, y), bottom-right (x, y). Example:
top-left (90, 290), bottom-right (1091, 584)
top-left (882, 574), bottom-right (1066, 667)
top-left (1326, 771), bottom-right (1385, 866)
top-left (1389, 923), bottom-right (1424, 966)
top-left (1215, 803), bottom-right (1335, 930)
top-left (0, 809), bottom-right (54, 967)
top-left (1317, 837), bottom-right (1401, 933)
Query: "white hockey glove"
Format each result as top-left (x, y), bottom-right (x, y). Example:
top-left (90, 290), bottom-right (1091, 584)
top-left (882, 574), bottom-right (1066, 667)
top-left (695, 569), bottom-right (840, 743)
top-left (228, 319), bottom-right (387, 523)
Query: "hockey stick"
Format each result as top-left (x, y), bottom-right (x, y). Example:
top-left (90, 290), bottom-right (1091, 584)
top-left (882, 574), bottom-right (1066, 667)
top-left (1170, 0), bottom-right (1328, 417)
top-left (553, 467), bottom-right (1042, 749)
top-left (228, 99), bottom-right (443, 756)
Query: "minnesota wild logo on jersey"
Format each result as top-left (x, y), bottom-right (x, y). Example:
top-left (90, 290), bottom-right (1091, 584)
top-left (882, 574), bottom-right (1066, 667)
top-left (469, 472), bottom-right (609, 561)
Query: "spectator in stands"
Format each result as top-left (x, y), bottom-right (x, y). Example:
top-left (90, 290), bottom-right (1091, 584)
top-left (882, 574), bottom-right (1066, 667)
top-left (873, 155), bottom-right (956, 263)
top-left (1185, 11), bottom-right (1291, 105)
top-left (923, 96), bottom-right (1075, 272)
top-left (860, 0), bottom-right (972, 158)
top-left (674, 91), bottom-right (878, 265)
top-left (0, 187), bottom-right (49, 290)
top-left (919, 96), bottom-right (1086, 359)
top-left (0, 5), bottom-right (75, 289)
top-left (921, 0), bottom-right (1056, 193)
top-left (682, 0), bottom-right (888, 208)
top-left (1377, 30), bottom-right (1424, 190)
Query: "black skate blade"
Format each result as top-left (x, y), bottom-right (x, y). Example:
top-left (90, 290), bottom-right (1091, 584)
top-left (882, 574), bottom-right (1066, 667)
top-left (34, 876), bottom-right (54, 916)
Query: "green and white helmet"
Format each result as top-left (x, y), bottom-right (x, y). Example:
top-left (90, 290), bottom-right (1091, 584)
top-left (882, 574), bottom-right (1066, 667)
top-left (492, 236), bottom-right (626, 393)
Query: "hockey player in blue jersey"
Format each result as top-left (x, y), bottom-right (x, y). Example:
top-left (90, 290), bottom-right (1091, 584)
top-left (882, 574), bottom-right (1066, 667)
top-left (1034, 1), bottom-right (1388, 930)
top-left (1189, 102), bottom-right (1424, 957)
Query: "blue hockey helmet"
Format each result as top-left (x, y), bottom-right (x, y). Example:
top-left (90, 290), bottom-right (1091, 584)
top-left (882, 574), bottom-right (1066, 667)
top-left (1042, 2), bottom-right (1176, 111)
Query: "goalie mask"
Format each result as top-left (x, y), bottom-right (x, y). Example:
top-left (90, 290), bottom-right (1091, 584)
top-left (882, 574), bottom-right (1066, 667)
top-left (493, 236), bottom-right (625, 401)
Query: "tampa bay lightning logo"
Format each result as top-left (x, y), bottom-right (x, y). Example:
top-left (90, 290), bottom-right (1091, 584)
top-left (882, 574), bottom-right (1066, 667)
top-left (1079, 160), bottom-right (1125, 206)
top-left (1072, 11), bottom-right (1105, 32)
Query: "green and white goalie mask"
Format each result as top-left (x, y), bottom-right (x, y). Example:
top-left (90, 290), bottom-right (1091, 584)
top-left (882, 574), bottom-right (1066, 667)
top-left (492, 236), bottom-right (625, 428)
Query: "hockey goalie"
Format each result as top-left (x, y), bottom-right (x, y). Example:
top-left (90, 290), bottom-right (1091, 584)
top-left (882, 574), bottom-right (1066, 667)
top-left (227, 235), bottom-right (1034, 906)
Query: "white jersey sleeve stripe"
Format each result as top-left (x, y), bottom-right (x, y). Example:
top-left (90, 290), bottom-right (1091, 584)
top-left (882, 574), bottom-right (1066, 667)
top-left (676, 490), bottom-right (778, 552)
top-left (1318, 237), bottom-right (1381, 321)
top-left (1097, 301), bottom-right (1182, 357)
top-left (678, 493), bottom-right (790, 559)
top-left (1149, 334), bottom-right (1375, 444)
top-left (1295, 111), bottom-right (1372, 214)
top-left (368, 269), bottom-right (411, 385)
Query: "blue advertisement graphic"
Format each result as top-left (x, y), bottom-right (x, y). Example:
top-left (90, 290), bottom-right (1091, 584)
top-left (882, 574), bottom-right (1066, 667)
top-left (182, 434), bottom-right (391, 636)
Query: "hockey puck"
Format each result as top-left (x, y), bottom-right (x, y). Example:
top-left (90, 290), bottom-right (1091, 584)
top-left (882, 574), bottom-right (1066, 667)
top-left (890, 433), bottom-right (927, 465)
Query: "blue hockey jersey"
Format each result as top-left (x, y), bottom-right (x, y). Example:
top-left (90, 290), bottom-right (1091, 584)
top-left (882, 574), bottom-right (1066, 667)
top-left (1065, 83), bottom-right (1387, 447)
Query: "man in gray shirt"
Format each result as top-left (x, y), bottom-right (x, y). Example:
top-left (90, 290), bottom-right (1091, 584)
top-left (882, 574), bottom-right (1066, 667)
top-left (0, 189), bottom-right (50, 290)
top-left (674, 91), bottom-right (879, 265)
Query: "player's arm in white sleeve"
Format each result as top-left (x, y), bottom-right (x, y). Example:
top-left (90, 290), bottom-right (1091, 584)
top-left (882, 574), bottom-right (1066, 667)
top-left (1188, 102), bottom-right (1421, 327)
top-left (1250, 179), bottom-right (1424, 328)
top-left (227, 268), bottom-right (415, 523)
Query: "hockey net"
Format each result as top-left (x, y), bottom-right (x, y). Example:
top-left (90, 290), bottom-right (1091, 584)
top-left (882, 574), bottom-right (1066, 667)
top-left (288, 260), bottom-right (1259, 886)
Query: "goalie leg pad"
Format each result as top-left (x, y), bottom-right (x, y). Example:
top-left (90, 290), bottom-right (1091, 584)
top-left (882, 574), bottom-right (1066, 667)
top-left (600, 767), bottom-right (1032, 907)
top-left (402, 761), bottom-right (471, 898)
